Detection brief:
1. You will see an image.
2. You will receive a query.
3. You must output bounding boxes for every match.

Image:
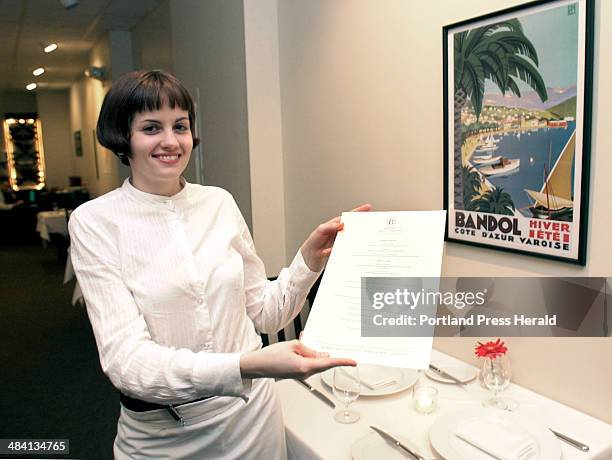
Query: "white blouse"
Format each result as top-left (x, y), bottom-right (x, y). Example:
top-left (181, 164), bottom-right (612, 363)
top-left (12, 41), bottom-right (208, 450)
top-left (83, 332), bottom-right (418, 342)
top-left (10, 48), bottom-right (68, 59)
top-left (69, 178), bottom-right (319, 405)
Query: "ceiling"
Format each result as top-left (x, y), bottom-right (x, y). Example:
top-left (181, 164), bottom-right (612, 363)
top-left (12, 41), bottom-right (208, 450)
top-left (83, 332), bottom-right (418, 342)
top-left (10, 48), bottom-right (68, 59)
top-left (0, 0), bottom-right (163, 91)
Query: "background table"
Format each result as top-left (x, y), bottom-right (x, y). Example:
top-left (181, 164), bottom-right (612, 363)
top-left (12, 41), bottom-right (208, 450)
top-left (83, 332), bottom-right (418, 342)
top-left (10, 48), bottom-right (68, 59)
top-left (276, 349), bottom-right (612, 459)
top-left (37, 211), bottom-right (82, 304)
top-left (36, 209), bottom-right (68, 242)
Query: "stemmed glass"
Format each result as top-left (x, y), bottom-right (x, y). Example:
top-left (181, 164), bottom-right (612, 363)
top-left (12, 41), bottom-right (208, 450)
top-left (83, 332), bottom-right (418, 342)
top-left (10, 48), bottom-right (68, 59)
top-left (481, 355), bottom-right (516, 410)
top-left (332, 366), bottom-right (360, 423)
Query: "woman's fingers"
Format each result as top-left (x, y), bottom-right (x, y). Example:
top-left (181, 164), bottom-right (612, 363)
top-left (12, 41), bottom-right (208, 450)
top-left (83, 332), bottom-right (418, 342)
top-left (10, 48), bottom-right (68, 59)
top-left (293, 341), bottom-right (318, 358)
top-left (350, 203), bottom-right (372, 212)
top-left (318, 221), bottom-right (343, 235)
top-left (294, 342), bottom-right (355, 367)
top-left (327, 203), bottom-right (372, 226)
top-left (301, 203), bottom-right (373, 279)
top-left (307, 357), bottom-right (357, 375)
top-left (316, 357), bottom-right (357, 368)
top-left (241, 340), bottom-right (356, 380)
top-left (294, 341), bottom-right (329, 358)
top-left (296, 354), bottom-right (357, 378)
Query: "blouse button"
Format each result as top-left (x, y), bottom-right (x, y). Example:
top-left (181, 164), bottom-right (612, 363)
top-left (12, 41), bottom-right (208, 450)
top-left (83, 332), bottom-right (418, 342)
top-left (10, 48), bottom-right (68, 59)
top-left (197, 297), bottom-right (204, 305)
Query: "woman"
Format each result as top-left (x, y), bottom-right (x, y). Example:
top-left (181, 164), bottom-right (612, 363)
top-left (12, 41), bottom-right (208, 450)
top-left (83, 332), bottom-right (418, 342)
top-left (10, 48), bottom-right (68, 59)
top-left (69, 70), bottom-right (368, 459)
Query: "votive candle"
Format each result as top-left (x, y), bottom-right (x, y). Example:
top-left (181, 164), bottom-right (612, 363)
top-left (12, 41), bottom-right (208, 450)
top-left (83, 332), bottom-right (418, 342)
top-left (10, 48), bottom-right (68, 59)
top-left (413, 386), bottom-right (438, 414)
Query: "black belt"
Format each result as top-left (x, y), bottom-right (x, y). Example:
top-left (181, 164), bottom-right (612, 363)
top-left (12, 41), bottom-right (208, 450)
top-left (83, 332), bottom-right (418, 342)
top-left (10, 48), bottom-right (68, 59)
top-left (120, 393), bottom-right (211, 425)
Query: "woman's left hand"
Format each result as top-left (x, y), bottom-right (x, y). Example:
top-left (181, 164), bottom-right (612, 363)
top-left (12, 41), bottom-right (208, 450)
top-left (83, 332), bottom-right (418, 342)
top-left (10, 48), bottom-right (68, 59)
top-left (300, 203), bottom-right (372, 272)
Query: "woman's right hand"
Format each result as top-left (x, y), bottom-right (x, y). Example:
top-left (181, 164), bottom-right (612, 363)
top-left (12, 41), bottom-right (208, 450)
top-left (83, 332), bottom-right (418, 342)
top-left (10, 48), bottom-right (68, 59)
top-left (239, 340), bottom-right (356, 380)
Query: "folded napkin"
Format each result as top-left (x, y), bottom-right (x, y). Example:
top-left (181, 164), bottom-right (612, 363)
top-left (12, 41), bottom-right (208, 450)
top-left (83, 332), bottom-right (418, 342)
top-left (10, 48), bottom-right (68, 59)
top-left (359, 366), bottom-right (398, 389)
top-left (455, 418), bottom-right (536, 460)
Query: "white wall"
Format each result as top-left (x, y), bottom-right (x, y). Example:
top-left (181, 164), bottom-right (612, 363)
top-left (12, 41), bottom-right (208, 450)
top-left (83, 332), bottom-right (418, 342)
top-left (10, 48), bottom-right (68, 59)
top-left (107, 30), bottom-right (135, 185)
top-left (170, 0), bottom-right (253, 229)
top-left (69, 32), bottom-right (134, 197)
top-left (243, 0), bottom-right (287, 275)
top-left (69, 39), bottom-right (114, 197)
top-left (36, 90), bottom-right (73, 189)
top-left (132, 0), bottom-right (174, 72)
top-left (69, 78), bottom-right (102, 195)
top-left (244, 0), bottom-right (612, 422)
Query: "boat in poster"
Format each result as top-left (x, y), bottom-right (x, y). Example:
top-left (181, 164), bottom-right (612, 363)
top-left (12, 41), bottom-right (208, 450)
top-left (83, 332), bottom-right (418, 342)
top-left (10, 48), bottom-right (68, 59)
top-left (472, 155), bottom-right (501, 166)
top-left (524, 131), bottom-right (575, 222)
top-left (479, 157), bottom-right (520, 176)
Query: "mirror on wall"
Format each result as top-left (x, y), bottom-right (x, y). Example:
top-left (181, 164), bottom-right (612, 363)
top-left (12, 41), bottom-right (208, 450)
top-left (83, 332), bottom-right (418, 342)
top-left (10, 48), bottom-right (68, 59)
top-left (2, 113), bottom-right (46, 191)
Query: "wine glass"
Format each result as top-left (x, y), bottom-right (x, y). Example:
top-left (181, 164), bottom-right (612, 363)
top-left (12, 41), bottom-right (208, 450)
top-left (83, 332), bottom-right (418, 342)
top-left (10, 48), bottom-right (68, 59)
top-left (481, 355), bottom-right (516, 410)
top-left (332, 366), bottom-right (360, 423)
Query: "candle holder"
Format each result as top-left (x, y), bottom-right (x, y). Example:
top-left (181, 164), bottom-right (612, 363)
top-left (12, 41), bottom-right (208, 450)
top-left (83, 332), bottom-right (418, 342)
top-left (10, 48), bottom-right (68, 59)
top-left (412, 385), bottom-right (438, 414)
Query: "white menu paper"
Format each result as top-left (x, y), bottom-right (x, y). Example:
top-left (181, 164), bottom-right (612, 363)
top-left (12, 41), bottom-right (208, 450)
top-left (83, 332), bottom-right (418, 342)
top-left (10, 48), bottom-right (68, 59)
top-left (301, 211), bottom-right (446, 369)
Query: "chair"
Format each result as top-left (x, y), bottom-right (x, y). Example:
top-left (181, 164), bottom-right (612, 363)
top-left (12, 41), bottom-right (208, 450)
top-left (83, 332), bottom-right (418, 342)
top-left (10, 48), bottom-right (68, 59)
top-left (260, 272), bottom-right (323, 346)
top-left (0, 204), bottom-right (40, 243)
top-left (69, 176), bottom-right (82, 186)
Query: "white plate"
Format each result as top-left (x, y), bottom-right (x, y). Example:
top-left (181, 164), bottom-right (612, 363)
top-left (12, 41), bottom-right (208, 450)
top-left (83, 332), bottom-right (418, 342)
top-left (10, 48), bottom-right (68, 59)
top-left (425, 366), bottom-right (477, 384)
top-left (320, 365), bottom-right (419, 396)
top-left (352, 431), bottom-right (425, 460)
top-left (429, 408), bottom-right (561, 460)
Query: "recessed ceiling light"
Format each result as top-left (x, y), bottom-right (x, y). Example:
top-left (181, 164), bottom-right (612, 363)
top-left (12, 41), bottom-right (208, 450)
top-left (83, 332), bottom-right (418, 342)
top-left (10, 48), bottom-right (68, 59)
top-left (26, 83), bottom-right (37, 91)
top-left (44, 43), bottom-right (58, 53)
top-left (33, 67), bottom-right (45, 76)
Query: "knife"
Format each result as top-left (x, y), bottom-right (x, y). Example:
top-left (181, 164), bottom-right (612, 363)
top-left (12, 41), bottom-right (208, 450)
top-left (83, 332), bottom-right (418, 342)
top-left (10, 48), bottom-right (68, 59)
top-left (370, 426), bottom-right (427, 460)
top-left (428, 364), bottom-right (467, 387)
top-left (295, 379), bottom-right (336, 408)
top-left (549, 429), bottom-right (590, 452)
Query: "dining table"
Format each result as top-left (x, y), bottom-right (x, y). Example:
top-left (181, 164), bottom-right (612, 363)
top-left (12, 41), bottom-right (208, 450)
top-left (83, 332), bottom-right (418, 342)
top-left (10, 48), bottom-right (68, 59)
top-left (276, 349), bottom-right (612, 460)
top-left (35, 209), bottom-right (81, 303)
top-left (36, 209), bottom-right (69, 242)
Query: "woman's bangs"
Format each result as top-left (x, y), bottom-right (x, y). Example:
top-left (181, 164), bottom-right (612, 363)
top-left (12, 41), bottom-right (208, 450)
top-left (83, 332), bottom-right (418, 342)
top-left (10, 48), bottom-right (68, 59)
top-left (131, 77), bottom-right (193, 114)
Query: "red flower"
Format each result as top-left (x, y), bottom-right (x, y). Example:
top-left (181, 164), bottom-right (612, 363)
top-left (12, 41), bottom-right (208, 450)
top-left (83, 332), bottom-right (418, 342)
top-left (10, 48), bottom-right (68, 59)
top-left (475, 338), bottom-right (508, 359)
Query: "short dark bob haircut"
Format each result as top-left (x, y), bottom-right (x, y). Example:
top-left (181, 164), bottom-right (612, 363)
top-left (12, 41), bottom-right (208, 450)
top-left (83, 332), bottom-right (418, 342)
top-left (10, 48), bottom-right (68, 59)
top-left (97, 70), bottom-right (200, 166)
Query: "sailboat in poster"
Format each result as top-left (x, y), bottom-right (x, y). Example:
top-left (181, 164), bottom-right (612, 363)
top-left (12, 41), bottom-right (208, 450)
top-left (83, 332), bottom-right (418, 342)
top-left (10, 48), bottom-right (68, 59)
top-left (524, 131), bottom-right (576, 222)
top-left (476, 134), bottom-right (499, 152)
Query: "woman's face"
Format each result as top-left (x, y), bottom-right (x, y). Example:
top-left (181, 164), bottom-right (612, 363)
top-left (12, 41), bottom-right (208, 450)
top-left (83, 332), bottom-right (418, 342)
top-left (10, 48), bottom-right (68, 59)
top-left (129, 104), bottom-right (193, 194)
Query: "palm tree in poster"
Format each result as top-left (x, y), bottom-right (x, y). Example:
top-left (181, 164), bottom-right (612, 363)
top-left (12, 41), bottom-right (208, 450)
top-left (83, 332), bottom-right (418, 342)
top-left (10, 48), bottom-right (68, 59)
top-left (462, 165), bottom-right (482, 210)
top-left (473, 187), bottom-right (516, 215)
top-left (453, 18), bottom-right (549, 210)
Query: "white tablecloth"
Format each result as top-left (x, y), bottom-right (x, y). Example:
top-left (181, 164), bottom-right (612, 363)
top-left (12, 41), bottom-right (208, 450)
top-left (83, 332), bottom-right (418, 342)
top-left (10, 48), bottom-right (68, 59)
top-left (37, 212), bottom-right (82, 306)
top-left (36, 209), bottom-right (68, 241)
top-left (276, 350), bottom-right (612, 459)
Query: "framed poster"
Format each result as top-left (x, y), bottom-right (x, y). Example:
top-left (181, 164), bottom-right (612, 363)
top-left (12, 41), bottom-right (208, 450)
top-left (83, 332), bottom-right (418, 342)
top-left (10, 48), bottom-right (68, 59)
top-left (443, 0), bottom-right (594, 265)
top-left (74, 130), bottom-right (82, 157)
